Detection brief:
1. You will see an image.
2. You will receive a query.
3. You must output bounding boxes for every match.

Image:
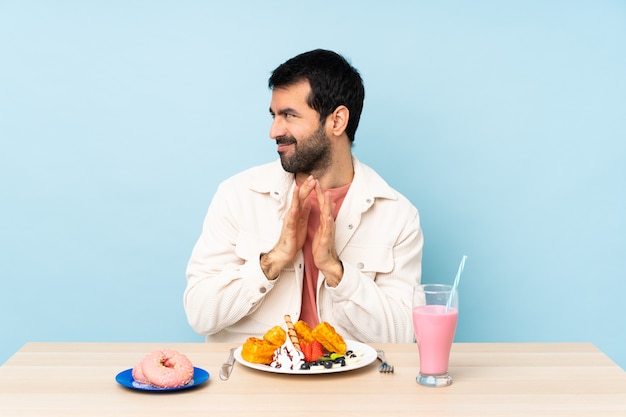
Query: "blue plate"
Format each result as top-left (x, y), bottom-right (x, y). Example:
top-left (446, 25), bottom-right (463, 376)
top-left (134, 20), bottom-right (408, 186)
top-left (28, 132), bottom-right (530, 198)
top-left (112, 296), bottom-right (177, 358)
top-left (115, 367), bottom-right (209, 392)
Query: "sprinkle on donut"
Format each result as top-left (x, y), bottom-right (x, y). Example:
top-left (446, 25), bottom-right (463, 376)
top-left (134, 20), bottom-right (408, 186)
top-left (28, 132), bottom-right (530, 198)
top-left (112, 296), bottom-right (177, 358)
top-left (132, 349), bottom-right (194, 389)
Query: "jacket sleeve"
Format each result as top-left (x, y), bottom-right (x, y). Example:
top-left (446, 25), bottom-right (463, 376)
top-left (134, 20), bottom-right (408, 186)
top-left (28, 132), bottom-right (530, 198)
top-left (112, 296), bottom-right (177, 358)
top-left (183, 181), bottom-right (276, 336)
top-left (319, 208), bottom-right (423, 343)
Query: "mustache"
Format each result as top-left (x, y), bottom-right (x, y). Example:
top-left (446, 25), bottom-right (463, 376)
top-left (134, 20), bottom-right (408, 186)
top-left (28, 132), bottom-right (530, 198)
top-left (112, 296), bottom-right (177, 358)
top-left (276, 136), bottom-right (297, 146)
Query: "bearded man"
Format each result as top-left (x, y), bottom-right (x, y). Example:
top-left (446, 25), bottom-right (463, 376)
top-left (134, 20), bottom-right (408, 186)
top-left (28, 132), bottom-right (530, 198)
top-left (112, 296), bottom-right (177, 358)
top-left (184, 49), bottom-right (423, 344)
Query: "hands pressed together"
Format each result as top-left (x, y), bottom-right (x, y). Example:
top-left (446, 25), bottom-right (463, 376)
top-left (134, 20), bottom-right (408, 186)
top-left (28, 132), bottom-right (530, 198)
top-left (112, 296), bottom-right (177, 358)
top-left (260, 175), bottom-right (344, 287)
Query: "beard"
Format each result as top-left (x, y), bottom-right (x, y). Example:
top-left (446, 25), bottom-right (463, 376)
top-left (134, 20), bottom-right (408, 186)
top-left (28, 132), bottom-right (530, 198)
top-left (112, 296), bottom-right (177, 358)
top-left (277, 123), bottom-right (331, 174)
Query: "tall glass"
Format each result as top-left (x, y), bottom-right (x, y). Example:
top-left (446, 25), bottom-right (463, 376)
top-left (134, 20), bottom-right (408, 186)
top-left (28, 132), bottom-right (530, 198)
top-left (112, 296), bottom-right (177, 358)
top-left (412, 284), bottom-right (458, 387)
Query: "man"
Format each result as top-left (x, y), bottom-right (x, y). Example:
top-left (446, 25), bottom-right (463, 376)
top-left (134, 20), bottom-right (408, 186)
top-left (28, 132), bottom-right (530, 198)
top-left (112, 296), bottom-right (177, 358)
top-left (184, 49), bottom-right (423, 344)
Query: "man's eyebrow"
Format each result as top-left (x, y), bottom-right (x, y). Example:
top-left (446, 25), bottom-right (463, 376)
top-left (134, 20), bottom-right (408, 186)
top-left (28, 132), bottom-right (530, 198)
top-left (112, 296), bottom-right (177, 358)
top-left (269, 107), bottom-right (298, 116)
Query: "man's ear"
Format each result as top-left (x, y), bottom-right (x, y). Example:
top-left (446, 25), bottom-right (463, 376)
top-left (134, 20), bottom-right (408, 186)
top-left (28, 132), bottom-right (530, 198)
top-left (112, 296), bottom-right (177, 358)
top-left (328, 105), bottom-right (349, 137)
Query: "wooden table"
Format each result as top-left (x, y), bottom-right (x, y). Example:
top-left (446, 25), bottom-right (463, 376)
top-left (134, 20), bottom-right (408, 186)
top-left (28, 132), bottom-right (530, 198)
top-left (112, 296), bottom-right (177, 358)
top-left (1, 342), bottom-right (625, 416)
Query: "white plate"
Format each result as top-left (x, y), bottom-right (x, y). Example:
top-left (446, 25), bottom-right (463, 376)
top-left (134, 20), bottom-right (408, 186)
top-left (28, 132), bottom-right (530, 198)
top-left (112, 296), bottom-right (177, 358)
top-left (234, 340), bottom-right (377, 375)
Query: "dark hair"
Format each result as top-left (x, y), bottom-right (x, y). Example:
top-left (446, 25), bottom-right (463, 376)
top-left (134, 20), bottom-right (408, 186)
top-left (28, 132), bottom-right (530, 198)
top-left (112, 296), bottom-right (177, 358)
top-left (268, 49), bottom-right (365, 142)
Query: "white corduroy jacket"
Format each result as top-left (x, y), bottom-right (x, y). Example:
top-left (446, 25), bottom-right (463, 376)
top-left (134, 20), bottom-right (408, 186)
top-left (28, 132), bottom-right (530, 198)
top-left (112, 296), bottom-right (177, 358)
top-left (184, 157), bottom-right (423, 343)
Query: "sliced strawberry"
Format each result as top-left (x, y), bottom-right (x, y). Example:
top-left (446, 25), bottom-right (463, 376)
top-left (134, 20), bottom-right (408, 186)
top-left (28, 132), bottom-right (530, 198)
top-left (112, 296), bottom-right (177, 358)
top-left (311, 340), bottom-right (324, 361)
top-left (301, 342), bottom-right (313, 362)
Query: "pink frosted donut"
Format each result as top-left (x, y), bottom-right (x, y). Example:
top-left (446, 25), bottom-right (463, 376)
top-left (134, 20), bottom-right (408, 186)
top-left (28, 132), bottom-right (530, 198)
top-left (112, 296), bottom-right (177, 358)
top-left (131, 359), bottom-right (150, 384)
top-left (139, 349), bottom-right (194, 388)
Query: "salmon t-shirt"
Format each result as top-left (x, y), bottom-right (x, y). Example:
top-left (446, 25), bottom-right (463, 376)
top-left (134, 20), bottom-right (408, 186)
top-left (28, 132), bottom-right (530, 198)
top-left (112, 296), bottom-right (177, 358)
top-left (299, 182), bottom-right (351, 327)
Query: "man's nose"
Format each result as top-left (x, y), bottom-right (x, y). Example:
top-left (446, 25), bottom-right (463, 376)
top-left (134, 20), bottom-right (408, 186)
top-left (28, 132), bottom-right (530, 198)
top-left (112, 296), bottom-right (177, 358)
top-left (269, 117), bottom-right (285, 139)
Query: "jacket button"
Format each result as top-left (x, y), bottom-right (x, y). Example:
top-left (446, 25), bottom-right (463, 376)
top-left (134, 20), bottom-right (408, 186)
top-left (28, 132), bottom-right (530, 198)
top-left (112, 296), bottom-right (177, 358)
top-left (348, 224), bottom-right (354, 230)
top-left (259, 287), bottom-right (267, 293)
top-left (356, 262), bottom-right (364, 269)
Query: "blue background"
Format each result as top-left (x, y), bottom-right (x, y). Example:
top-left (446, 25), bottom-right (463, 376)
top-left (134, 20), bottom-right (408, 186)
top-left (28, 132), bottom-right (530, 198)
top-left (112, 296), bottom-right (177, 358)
top-left (1, 1), bottom-right (625, 369)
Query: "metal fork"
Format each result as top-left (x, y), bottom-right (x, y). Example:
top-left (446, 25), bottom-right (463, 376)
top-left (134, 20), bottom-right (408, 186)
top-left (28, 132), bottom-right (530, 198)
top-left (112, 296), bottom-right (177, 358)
top-left (376, 349), bottom-right (394, 373)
